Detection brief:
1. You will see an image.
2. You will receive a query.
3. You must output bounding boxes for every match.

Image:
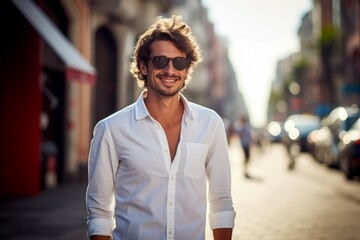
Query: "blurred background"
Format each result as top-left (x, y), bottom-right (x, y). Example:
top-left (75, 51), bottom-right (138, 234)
top-left (0, 0), bottom-right (360, 239)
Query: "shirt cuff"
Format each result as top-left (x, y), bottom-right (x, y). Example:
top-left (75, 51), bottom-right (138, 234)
top-left (209, 211), bottom-right (236, 229)
top-left (87, 217), bottom-right (115, 237)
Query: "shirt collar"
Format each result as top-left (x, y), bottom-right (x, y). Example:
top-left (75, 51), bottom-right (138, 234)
top-left (179, 92), bottom-right (196, 123)
top-left (134, 90), bottom-right (196, 121)
top-left (135, 91), bottom-right (149, 120)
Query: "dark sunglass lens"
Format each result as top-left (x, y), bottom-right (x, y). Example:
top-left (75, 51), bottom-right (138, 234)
top-left (152, 56), bottom-right (169, 69)
top-left (151, 56), bottom-right (189, 70)
top-left (173, 57), bottom-right (189, 70)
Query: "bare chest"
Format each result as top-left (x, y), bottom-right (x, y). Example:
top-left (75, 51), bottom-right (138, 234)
top-left (163, 124), bottom-right (181, 161)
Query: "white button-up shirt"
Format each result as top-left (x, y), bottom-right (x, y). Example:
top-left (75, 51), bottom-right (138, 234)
top-left (86, 92), bottom-right (235, 240)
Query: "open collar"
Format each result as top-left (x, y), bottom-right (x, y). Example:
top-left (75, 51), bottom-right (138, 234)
top-left (134, 90), bottom-right (196, 122)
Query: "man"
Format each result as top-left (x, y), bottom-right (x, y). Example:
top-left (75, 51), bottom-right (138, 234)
top-left (233, 115), bottom-right (253, 178)
top-left (86, 15), bottom-right (235, 240)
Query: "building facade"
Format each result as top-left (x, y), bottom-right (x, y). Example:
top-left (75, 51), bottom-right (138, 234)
top-left (268, 0), bottom-right (360, 123)
top-left (1, 0), bottom-right (244, 198)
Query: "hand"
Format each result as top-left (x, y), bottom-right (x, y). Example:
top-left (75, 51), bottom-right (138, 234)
top-left (213, 228), bottom-right (233, 240)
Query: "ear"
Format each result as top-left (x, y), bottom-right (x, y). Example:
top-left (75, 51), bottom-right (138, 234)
top-left (140, 61), bottom-right (148, 75)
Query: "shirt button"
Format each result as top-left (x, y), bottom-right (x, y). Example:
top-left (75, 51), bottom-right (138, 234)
top-left (169, 230), bottom-right (173, 235)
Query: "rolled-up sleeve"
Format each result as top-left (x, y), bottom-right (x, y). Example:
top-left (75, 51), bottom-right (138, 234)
top-left (209, 211), bottom-right (236, 229)
top-left (206, 118), bottom-right (236, 229)
top-left (86, 120), bottom-right (118, 237)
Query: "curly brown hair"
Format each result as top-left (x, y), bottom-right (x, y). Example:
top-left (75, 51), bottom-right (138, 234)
top-left (130, 15), bottom-right (202, 89)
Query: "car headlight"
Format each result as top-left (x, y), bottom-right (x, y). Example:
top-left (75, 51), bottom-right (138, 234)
top-left (289, 128), bottom-right (300, 140)
top-left (267, 122), bottom-right (281, 136)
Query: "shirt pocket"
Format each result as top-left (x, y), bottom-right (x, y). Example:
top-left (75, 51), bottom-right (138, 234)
top-left (184, 143), bottom-right (209, 178)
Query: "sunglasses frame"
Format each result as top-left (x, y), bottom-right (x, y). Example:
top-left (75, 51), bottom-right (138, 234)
top-left (149, 55), bottom-right (191, 71)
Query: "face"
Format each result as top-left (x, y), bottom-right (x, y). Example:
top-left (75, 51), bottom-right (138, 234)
top-left (140, 40), bottom-right (189, 97)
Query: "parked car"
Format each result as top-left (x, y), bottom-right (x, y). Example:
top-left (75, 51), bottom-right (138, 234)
top-left (283, 114), bottom-right (321, 154)
top-left (307, 118), bottom-right (334, 164)
top-left (318, 106), bottom-right (360, 168)
top-left (306, 124), bottom-right (329, 162)
top-left (338, 118), bottom-right (360, 180)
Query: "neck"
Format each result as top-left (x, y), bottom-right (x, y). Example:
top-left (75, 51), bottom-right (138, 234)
top-left (144, 92), bottom-right (183, 125)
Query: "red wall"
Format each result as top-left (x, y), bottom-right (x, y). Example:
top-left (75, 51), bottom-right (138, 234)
top-left (0, 2), bottom-right (42, 198)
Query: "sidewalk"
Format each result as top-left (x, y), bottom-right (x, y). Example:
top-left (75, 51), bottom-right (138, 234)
top-left (0, 182), bottom-right (88, 240)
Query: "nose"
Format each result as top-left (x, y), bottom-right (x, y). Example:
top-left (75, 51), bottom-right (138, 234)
top-left (163, 60), bottom-right (176, 74)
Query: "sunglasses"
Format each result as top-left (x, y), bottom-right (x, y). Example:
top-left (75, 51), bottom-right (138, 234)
top-left (149, 56), bottom-right (191, 71)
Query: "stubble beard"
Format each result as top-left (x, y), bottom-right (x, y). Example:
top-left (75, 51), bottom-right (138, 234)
top-left (150, 74), bottom-right (184, 97)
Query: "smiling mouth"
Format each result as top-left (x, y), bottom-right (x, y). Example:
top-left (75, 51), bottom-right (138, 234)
top-left (157, 75), bottom-right (180, 83)
top-left (162, 79), bottom-right (176, 83)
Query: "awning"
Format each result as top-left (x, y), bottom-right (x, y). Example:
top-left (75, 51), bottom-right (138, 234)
top-left (12, 0), bottom-right (96, 84)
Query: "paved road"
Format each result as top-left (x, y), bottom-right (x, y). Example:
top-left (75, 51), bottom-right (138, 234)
top-left (1, 136), bottom-right (360, 240)
top-left (206, 137), bottom-right (360, 240)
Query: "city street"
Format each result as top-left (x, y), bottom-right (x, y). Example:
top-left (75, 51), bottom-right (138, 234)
top-left (1, 136), bottom-right (360, 240)
top-left (206, 137), bottom-right (360, 240)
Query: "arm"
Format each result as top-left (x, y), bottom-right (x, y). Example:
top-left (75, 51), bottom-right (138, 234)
top-left (87, 121), bottom-right (118, 238)
top-left (213, 228), bottom-right (233, 240)
top-left (207, 118), bottom-right (236, 235)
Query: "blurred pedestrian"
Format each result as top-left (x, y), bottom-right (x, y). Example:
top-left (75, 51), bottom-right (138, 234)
top-left (222, 117), bottom-right (232, 144)
top-left (86, 15), bottom-right (235, 240)
top-left (253, 128), bottom-right (267, 153)
top-left (233, 115), bottom-right (253, 178)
